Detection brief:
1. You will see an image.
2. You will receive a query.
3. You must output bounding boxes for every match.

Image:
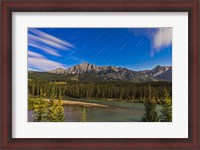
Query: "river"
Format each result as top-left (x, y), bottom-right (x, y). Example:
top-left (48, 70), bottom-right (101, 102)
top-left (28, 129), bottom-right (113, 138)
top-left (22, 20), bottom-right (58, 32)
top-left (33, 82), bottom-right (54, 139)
top-left (28, 98), bottom-right (150, 122)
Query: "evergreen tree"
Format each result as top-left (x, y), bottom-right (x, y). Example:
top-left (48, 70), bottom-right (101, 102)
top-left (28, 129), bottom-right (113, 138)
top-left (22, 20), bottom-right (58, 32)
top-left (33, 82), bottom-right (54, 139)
top-left (81, 108), bottom-right (87, 122)
top-left (50, 86), bottom-right (56, 100)
top-left (33, 98), bottom-right (48, 122)
top-left (58, 90), bottom-right (63, 101)
top-left (32, 91), bottom-right (65, 122)
top-left (142, 100), bottom-right (160, 122)
top-left (46, 100), bottom-right (65, 122)
top-left (28, 80), bottom-right (172, 102)
top-left (33, 91), bottom-right (48, 121)
top-left (160, 88), bottom-right (172, 122)
top-left (142, 85), bottom-right (159, 122)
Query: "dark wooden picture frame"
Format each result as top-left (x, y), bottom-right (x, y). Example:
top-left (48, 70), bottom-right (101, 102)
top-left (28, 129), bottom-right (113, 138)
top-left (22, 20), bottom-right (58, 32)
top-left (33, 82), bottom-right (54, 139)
top-left (1, 0), bottom-right (199, 149)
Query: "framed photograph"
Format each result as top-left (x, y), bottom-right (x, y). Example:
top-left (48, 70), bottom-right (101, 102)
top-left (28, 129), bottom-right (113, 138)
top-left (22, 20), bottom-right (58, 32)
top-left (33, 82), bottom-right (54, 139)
top-left (1, 0), bottom-right (199, 149)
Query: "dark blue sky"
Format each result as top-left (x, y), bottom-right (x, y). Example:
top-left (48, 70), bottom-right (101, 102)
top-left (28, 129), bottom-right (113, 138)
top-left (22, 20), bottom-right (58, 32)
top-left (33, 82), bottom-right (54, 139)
top-left (28, 28), bottom-right (172, 71)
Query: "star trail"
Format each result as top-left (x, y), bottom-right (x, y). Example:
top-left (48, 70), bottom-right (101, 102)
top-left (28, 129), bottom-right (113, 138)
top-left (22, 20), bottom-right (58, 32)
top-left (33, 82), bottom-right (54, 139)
top-left (28, 28), bottom-right (172, 71)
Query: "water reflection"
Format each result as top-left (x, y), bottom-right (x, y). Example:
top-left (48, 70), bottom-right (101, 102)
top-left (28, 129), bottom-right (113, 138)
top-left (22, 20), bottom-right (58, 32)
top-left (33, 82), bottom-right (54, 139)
top-left (28, 99), bottom-right (147, 122)
top-left (63, 101), bottom-right (145, 122)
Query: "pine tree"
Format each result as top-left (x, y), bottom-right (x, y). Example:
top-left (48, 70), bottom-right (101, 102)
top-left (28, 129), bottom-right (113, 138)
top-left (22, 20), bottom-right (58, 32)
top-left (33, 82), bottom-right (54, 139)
top-left (33, 102), bottom-right (47, 122)
top-left (81, 108), bottom-right (87, 122)
top-left (142, 100), bottom-right (160, 122)
top-left (50, 86), bottom-right (56, 100)
top-left (160, 88), bottom-right (172, 122)
top-left (46, 100), bottom-right (65, 122)
top-left (58, 90), bottom-right (63, 101)
top-left (57, 100), bottom-right (65, 122)
top-left (142, 85), bottom-right (159, 122)
top-left (33, 98), bottom-right (48, 122)
top-left (31, 82), bottom-right (35, 96)
top-left (33, 91), bottom-right (48, 122)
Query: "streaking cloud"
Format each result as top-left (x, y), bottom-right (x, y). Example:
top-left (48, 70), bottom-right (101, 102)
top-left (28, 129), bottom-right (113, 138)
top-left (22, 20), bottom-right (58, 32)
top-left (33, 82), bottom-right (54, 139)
top-left (150, 28), bottom-right (172, 57)
top-left (28, 51), bottom-right (45, 58)
top-left (28, 28), bottom-right (74, 57)
top-left (28, 57), bottom-right (66, 71)
top-left (29, 34), bottom-right (67, 50)
top-left (130, 28), bottom-right (172, 57)
top-left (28, 50), bottom-right (67, 71)
top-left (153, 28), bottom-right (172, 50)
top-left (29, 28), bottom-right (74, 48)
top-left (28, 41), bottom-right (61, 57)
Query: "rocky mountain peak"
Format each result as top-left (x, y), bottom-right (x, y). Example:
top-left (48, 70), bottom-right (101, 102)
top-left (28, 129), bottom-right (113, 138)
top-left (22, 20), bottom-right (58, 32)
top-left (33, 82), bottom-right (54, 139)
top-left (49, 67), bottom-right (66, 74)
top-left (48, 63), bottom-right (172, 81)
top-left (80, 62), bottom-right (90, 67)
top-left (147, 65), bottom-right (172, 80)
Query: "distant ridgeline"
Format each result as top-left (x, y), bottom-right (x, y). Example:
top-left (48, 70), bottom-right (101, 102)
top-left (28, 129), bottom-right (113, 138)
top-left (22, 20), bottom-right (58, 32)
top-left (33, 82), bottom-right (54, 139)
top-left (28, 63), bottom-right (172, 102)
top-left (29, 62), bottom-right (172, 82)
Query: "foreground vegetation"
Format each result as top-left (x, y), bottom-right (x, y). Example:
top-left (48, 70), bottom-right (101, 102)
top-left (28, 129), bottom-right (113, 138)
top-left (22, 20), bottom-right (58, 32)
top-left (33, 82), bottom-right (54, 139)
top-left (29, 91), bottom-right (65, 122)
top-left (142, 86), bottom-right (172, 122)
top-left (28, 80), bottom-right (172, 122)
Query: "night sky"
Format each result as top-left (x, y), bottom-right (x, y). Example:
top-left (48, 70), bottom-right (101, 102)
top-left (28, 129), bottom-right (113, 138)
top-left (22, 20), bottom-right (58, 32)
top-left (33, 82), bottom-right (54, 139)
top-left (28, 28), bottom-right (172, 71)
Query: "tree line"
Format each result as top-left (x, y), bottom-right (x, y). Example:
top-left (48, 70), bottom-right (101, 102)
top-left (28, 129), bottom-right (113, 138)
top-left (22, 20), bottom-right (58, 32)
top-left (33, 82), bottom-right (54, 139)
top-left (28, 80), bottom-right (172, 103)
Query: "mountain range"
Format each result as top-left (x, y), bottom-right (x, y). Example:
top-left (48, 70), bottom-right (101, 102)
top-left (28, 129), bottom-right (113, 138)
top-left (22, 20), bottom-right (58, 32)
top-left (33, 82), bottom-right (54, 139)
top-left (28, 62), bottom-right (172, 82)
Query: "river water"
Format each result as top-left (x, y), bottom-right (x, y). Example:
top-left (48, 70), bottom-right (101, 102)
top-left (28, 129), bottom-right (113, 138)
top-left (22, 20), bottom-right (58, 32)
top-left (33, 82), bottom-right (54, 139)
top-left (28, 99), bottom-right (148, 122)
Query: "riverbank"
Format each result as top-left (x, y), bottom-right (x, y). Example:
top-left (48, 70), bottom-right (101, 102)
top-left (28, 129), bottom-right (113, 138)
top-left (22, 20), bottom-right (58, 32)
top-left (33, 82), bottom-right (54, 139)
top-left (44, 99), bottom-right (109, 108)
